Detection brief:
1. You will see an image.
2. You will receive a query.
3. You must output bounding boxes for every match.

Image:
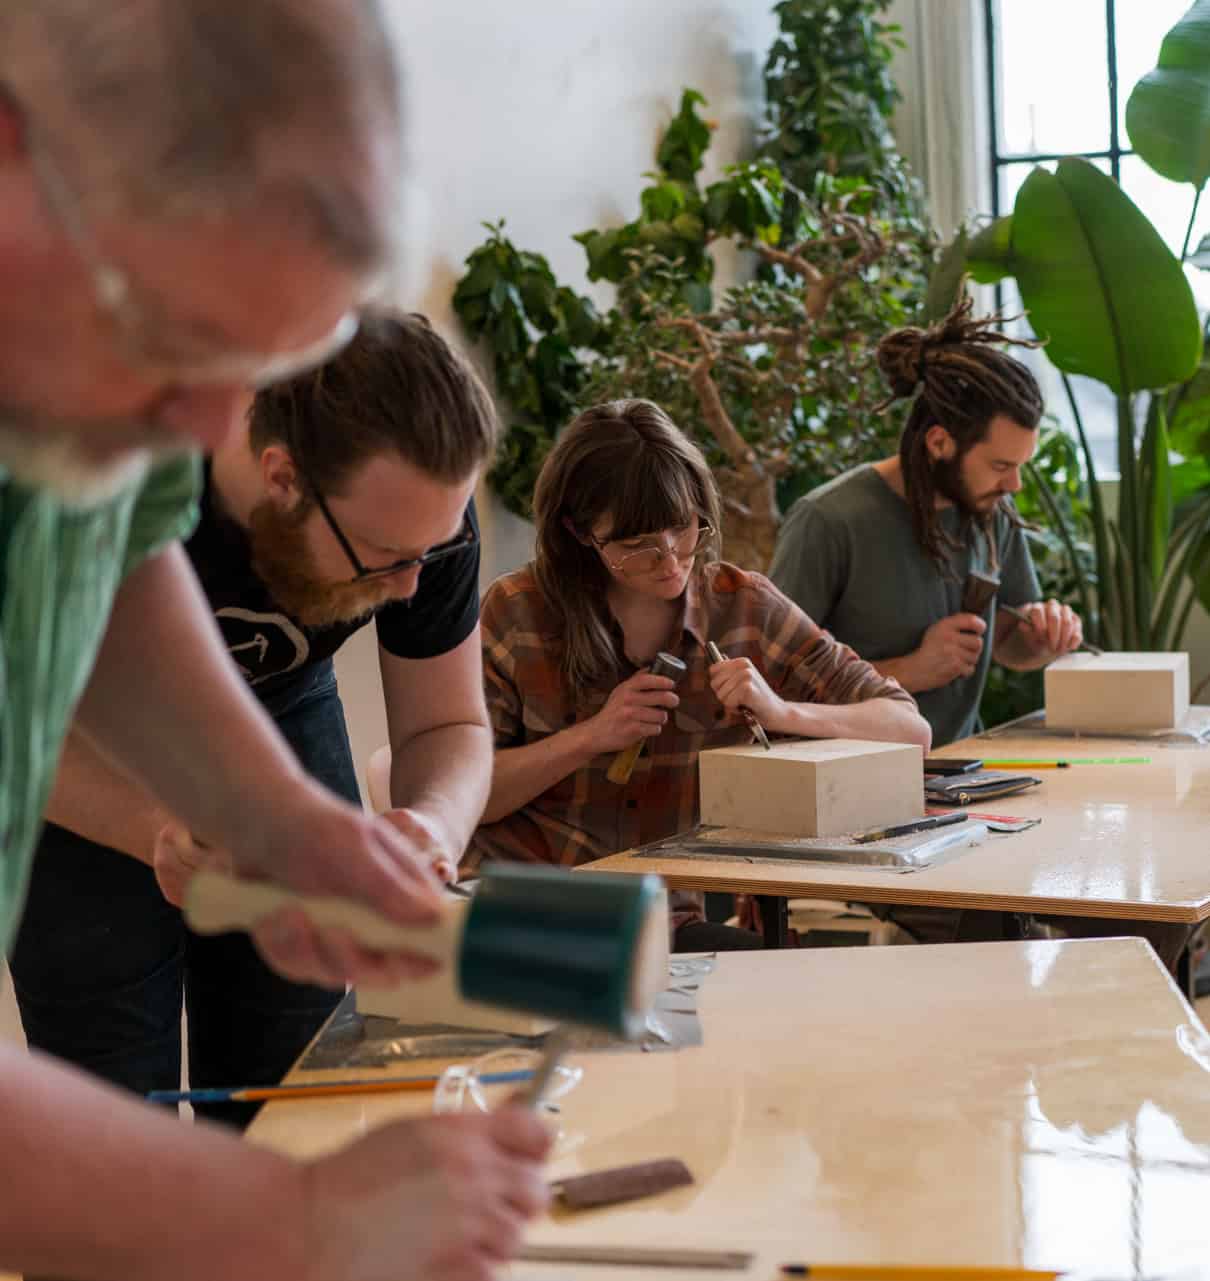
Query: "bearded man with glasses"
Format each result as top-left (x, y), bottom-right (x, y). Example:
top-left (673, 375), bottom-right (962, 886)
top-left (12, 314), bottom-right (495, 1132)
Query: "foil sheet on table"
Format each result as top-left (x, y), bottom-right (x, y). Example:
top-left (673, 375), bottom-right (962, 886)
top-left (300, 957), bottom-right (715, 1072)
top-left (977, 706), bottom-right (1210, 746)
top-left (630, 820), bottom-right (987, 873)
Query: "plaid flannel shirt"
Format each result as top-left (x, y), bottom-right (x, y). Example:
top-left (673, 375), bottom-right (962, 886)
top-left (468, 561), bottom-right (915, 930)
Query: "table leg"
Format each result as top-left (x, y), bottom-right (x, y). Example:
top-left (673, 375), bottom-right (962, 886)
top-left (1177, 943), bottom-right (1194, 1004)
top-left (756, 895), bottom-right (788, 949)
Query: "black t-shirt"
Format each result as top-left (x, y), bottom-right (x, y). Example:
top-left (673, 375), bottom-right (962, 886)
top-left (186, 467), bottom-right (481, 699)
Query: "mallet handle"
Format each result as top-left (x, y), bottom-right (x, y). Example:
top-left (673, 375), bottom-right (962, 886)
top-left (184, 870), bottom-right (464, 962)
top-left (605, 651), bottom-right (687, 786)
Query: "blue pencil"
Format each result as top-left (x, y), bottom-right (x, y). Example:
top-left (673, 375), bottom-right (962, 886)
top-left (148, 1068), bottom-right (534, 1105)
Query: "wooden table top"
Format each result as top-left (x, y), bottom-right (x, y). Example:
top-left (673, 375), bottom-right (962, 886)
top-left (247, 941), bottom-right (1210, 1279)
top-left (589, 723), bottom-right (1210, 922)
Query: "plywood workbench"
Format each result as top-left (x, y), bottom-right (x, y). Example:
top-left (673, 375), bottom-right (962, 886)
top-left (590, 720), bottom-right (1210, 927)
top-left (247, 941), bottom-right (1210, 1280)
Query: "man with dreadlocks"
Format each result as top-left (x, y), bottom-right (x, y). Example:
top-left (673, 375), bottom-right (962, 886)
top-left (770, 294), bottom-right (1083, 748)
top-left (769, 299), bottom-right (1194, 971)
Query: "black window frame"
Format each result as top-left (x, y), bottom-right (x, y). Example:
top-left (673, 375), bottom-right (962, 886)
top-left (984, 0), bottom-right (1128, 218)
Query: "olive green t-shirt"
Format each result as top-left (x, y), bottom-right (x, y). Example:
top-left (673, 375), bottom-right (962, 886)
top-left (0, 454), bottom-right (200, 954)
top-left (769, 465), bottom-right (1040, 747)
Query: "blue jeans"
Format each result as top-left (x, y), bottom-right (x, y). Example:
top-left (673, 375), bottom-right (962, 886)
top-left (10, 661), bottom-right (357, 1129)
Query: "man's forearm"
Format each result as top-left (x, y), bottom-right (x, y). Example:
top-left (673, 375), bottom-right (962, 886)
top-left (45, 728), bottom-right (170, 863)
top-left (72, 544), bottom-right (307, 849)
top-left (0, 1042), bottom-right (304, 1281)
top-left (390, 722), bottom-right (495, 854)
top-left (871, 654), bottom-right (926, 692)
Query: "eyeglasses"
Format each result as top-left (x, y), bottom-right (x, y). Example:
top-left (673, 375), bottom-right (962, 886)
top-left (308, 482), bottom-right (478, 583)
top-left (591, 521), bottom-right (714, 576)
top-left (30, 137), bottom-right (361, 388)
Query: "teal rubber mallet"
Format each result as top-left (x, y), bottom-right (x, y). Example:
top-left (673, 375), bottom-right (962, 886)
top-left (185, 863), bottom-right (670, 1053)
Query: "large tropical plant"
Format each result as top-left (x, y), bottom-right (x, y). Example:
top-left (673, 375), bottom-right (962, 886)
top-left (940, 0), bottom-right (1210, 654)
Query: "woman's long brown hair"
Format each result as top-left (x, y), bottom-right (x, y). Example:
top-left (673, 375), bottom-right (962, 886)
top-left (876, 292), bottom-right (1044, 568)
top-left (532, 400), bottom-right (722, 697)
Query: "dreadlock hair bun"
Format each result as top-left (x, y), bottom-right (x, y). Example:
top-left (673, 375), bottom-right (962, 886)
top-left (876, 324), bottom-right (932, 400)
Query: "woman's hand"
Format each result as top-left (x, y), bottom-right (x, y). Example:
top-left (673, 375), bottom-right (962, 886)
top-left (581, 670), bottom-right (680, 755)
top-left (707, 657), bottom-right (786, 729)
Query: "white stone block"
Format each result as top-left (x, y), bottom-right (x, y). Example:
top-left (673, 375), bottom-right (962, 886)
top-left (1045, 652), bottom-right (1189, 733)
top-left (698, 739), bottom-right (924, 838)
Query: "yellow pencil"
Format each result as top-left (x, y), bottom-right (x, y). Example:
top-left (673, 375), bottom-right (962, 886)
top-left (147, 1067), bottom-right (533, 1106)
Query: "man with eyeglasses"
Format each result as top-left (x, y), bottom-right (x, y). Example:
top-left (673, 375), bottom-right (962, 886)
top-left (0, 6), bottom-right (548, 1280)
top-left (11, 313), bottom-right (495, 1131)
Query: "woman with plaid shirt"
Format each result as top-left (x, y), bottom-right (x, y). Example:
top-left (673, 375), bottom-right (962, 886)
top-left (467, 400), bottom-right (932, 949)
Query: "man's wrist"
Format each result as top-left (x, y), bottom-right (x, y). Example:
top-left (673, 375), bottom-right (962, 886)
top-left (386, 802), bottom-right (465, 865)
top-left (875, 653), bottom-right (921, 693)
top-left (247, 1160), bottom-right (313, 1281)
top-left (180, 1153), bottom-right (309, 1281)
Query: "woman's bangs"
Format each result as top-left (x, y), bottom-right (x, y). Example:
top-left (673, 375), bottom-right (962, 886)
top-left (601, 449), bottom-right (702, 542)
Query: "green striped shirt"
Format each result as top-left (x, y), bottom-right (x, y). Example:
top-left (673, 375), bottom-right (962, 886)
top-left (0, 454), bottom-right (200, 953)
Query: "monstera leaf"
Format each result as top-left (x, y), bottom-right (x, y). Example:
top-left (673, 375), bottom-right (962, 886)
top-left (1009, 159), bottom-right (1201, 395)
top-left (1126, 0), bottom-right (1210, 187)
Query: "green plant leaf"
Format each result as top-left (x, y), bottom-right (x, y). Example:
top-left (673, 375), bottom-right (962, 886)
top-left (640, 179), bottom-right (688, 223)
top-left (923, 229), bottom-right (968, 321)
top-left (1190, 525), bottom-right (1210, 620)
top-left (1125, 0), bottom-right (1210, 187)
top-left (656, 89), bottom-right (712, 184)
top-left (1010, 159), bottom-right (1202, 394)
top-left (574, 225), bottom-right (641, 281)
top-left (1168, 358), bottom-right (1210, 456)
top-left (680, 280), bottom-right (713, 314)
top-left (1142, 397), bottom-right (1175, 589)
top-left (555, 288), bottom-right (602, 348)
top-left (965, 216), bottom-right (1013, 284)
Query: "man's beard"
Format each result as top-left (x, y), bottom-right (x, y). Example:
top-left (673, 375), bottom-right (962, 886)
top-left (248, 498), bottom-right (408, 629)
top-left (0, 419), bottom-right (155, 509)
top-left (930, 454), bottom-right (1002, 519)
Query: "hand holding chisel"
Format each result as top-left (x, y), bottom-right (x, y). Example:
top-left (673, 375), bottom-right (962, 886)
top-left (705, 641), bottom-right (771, 750)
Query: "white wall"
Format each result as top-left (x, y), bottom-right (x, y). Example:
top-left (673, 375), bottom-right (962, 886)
top-left (334, 1), bottom-right (780, 793)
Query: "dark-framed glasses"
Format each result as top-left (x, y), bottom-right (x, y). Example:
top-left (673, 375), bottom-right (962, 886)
top-left (591, 521), bottom-right (714, 576)
top-left (309, 485), bottom-right (478, 583)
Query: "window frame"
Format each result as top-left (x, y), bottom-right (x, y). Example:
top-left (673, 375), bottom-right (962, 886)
top-left (983, 0), bottom-right (1128, 218)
